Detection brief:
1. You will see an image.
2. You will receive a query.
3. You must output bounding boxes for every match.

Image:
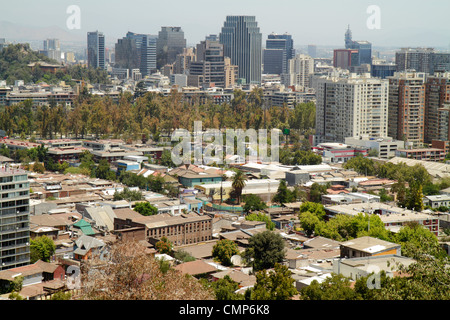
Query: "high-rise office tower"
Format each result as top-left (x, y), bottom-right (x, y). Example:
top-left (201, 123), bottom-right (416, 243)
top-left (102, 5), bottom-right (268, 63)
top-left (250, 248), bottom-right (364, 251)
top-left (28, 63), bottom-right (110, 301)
top-left (0, 166), bottom-right (30, 271)
top-left (388, 71), bottom-right (426, 145)
top-left (281, 54), bottom-right (314, 89)
top-left (115, 32), bottom-right (158, 77)
top-left (189, 36), bottom-right (226, 88)
top-left (333, 49), bottom-right (359, 70)
top-left (156, 27), bottom-right (186, 70)
top-left (219, 15), bottom-right (262, 85)
top-left (395, 48), bottom-right (434, 73)
top-left (173, 48), bottom-right (196, 75)
top-left (308, 45), bottom-right (317, 58)
top-left (263, 33), bottom-right (295, 75)
top-left (344, 25), bottom-right (372, 66)
top-left (115, 36), bottom-right (141, 71)
top-left (87, 31), bottom-right (105, 69)
top-left (314, 71), bottom-right (389, 144)
top-left (43, 39), bottom-right (61, 62)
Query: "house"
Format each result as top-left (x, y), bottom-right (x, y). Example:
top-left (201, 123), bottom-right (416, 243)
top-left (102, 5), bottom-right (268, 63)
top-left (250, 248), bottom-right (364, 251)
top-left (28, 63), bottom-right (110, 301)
top-left (332, 254), bottom-right (415, 281)
top-left (73, 235), bottom-right (106, 261)
top-left (423, 194), bottom-right (450, 209)
top-left (72, 219), bottom-right (96, 236)
top-left (339, 236), bottom-right (401, 258)
top-left (174, 260), bottom-right (218, 278)
top-left (0, 260), bottom-right (66, 300)
top-left (324, 202), bottom-right (440, 236)
top-left (211, 269), bottom-right (256, 288)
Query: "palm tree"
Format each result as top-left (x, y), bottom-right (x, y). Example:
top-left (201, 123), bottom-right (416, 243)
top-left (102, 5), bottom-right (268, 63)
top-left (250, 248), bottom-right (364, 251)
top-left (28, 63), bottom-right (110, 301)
top-left (231, 169), bottom-right (247, 204)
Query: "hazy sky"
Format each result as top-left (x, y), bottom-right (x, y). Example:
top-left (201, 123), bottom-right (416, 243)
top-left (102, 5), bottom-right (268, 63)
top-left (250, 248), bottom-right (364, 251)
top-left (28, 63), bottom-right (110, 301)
top-left (2, 0), bottom-right (450, 48)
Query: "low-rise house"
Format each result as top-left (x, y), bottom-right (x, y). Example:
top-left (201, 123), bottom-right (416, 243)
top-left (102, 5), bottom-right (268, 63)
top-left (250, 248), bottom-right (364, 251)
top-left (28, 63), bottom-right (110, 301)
top-left (325, 202), bottom-right (439, 235)
top-left (174, 260), bottom-right (218, 278)
top-left (423, 194), bottom-right (450, 209)
top-left (332, 254), bottom-right (415, 281)
top-left (73, 235), bottom-right (106, 261)
top-left (211, 269), bottom-right (256, 288)
top-left (339, 236), bottom-right (401, 258)
top-left (0, 260), bottom-right (66, 300)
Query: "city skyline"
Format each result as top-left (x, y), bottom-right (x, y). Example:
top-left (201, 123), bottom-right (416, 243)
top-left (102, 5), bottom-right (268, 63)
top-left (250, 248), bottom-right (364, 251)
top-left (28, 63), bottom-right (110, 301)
top-left (1, 0), bottom-right (450, 49)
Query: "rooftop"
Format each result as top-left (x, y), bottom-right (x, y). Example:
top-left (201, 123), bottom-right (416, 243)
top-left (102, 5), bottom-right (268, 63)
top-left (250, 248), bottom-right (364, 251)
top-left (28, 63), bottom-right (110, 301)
top-left (340, 236), bottom-right (400, 254)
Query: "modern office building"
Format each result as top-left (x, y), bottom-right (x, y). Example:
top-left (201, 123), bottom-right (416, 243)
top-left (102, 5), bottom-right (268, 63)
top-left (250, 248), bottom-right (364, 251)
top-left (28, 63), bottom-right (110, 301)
top-left (263, 33), bottom-right (295, 75)
top-left (395, 48), bottom-right (434, 73)
top-left (0, 166), bottom-right (30, 271)
top-left (114, 36), bottom-right (141, 72)
top-left (387, 71), bottom-right (427, 146)
top-left (189, 36), bottom-right (226, 88)
top-left (219, 15), bottom-right (262, 85)
top-left (314, 71), bottom-right (389, 144)
top-left (42, 39), bottom-right (61, 62)
top-left (371, 61), bottom-right (397, 79)
top-left (173, 48), bottom-right (196, 75)
top-left (344, 25), bottom-right (372, 66)
top-left (87, 31), bottom-right (105, 70)
top-left (345, 136), bottom-right (405, 159)
top-left (431, 53), bottom-right (450, 74)
top-left (115, 32), bottom-right (157, 77)
top-left (333, 49), bottom-right (360, 70)
top-left (281, 54), bottom-right (314, 89)
top-left (308, 45), bottom-right (317, 58)
top-left (156, 27), bottom-right (186, 69)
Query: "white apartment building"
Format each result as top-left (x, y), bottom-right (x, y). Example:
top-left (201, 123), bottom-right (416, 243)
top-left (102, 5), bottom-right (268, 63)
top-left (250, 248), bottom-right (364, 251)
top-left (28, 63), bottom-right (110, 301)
top-left (281, 54), bottom-right (314, 90)
top-left (314, 71), bottom-right (389, 144)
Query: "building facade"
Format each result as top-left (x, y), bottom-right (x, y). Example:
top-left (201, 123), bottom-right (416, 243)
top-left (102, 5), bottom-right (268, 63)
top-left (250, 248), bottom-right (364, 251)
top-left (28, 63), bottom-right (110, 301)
top-left (281, 54), bottom-right (314, 89)
top-left (219, 15), bottom-right (262, 85)
top-left (263, 33), bottom-right (295, 75)
top-left (0, 167), bottom-right (30, 270)
top-left (157, 27), bottom-right (186, 69)
top-left (87, 31), bottom-right (105, 70)
top-left (395, 48), bottom-right (434, 73)
top-left (314, 71), bottom-right (389, 144)
top-left (387, 71), bottom-right (426, 146)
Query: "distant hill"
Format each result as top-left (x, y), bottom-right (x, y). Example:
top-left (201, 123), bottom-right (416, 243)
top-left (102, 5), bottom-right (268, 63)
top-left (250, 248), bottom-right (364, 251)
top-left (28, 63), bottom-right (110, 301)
top-left (0, 20), bottom-right (85, 43)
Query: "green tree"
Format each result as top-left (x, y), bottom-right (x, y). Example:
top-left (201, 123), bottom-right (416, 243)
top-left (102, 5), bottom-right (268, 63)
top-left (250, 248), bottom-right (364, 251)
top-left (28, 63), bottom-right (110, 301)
top-left (272, 180), bottom-right (295, 205)
top-left (113, 188), bottom-right (144, 201)
top-left (300, 273), bottom-right (361, 300)
top-left (212, 239), bottom-right (240, 266)
top-left (211, 275), bottom-right (244, 300)
top-left (244, 231), bottom-right (286, 271)
top-left (51, 291), bottom-right (72, 300)
top-left (251, 263), bottom-right (297, 300)
top-left (245, 212), bottom-right (275, 230)
top-left (30, 236), bottom-right (56, 263)
top-left (308, 182), bottom-right (328, 203)
top-left (243, 194), bottom-right (267, 214)
top-left (231, 169), bottom-right (247, 204)
top-left (134, 202), bottom-right (158, 216)
top-left (299, 211), bottom-right (322, 237)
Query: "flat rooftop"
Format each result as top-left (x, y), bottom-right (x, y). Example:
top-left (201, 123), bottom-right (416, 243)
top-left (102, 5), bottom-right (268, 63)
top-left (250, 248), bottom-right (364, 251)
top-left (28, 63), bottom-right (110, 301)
top-left (0, 166), bottom-right (27, 177)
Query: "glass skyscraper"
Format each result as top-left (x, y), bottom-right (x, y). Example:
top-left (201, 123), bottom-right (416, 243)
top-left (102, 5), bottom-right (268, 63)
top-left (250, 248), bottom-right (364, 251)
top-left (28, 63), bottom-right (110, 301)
top-left (263, 33), bottom-right (295, 75)
top-left (87, 31), bottom-right (105, 69)
top-left (344, 25), bottom-right (372, 66)
top-left (219, 16), bottom-right (262, 85)
top-left (156, 27), bottom-right (186, 70)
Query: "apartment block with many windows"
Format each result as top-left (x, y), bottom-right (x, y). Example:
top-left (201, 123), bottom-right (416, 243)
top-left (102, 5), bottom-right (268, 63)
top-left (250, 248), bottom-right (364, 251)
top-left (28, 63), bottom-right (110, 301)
top-left (0, 166), bottom-right (30, 270)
